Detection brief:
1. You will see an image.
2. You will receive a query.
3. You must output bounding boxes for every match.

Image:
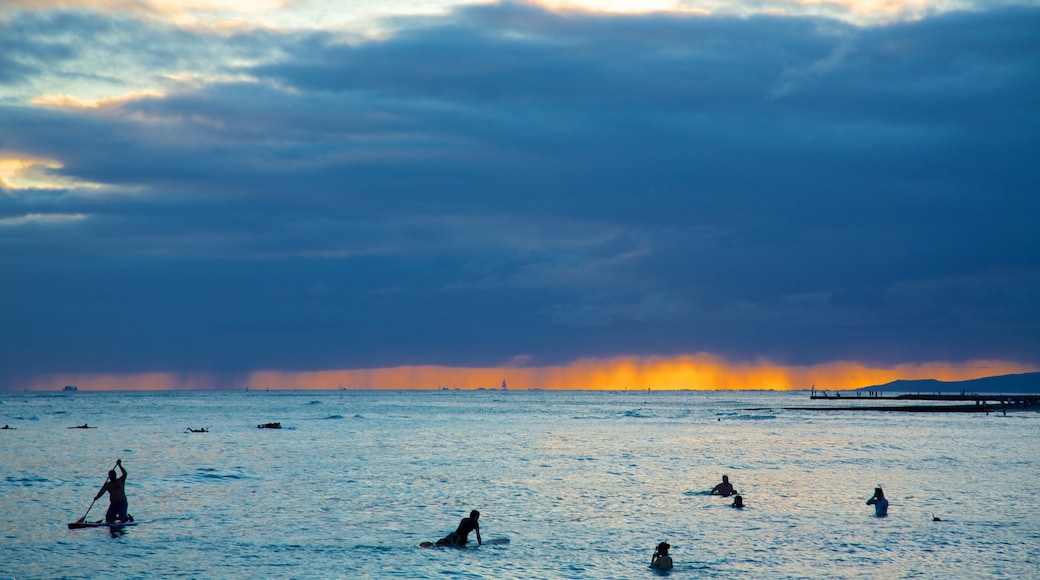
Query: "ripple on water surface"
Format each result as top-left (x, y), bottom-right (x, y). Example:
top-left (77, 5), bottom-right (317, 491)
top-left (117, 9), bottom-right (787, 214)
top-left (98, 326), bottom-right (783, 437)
top-left (0, 390), bottom-right (1037, 579)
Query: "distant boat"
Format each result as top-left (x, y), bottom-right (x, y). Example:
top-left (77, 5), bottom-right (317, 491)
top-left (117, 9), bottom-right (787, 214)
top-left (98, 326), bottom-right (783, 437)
top-left (63, 385), bottom-right (78, 392)
top-left (501, 380), bottom-right (507, 390)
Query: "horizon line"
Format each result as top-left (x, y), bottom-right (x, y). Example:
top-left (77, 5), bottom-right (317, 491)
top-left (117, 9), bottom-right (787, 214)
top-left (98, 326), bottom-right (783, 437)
top-left (12, 355), bottom-right (1037, 392)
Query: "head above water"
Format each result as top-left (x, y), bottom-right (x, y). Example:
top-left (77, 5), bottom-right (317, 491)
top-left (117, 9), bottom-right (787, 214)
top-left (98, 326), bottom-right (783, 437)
top-left (470, 510), bottom-right (480, 520)
top-left (722, 475), bottom-right (729, 482)
top-left (656, 542), bottom-right (670, 555)
top-left (874, 487), bottom-right (884, 498)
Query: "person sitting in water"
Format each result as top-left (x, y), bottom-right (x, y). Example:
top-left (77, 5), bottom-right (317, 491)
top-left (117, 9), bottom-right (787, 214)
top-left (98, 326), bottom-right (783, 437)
top-left (650, 542), bottom-right (673, 570)
top-left (732, 495), bottom-right (744, 508)
top-left (867, 487), bottom-right (889, 517)
top-left (435, 510), bottom-right (482, 547)
top-left (95, 459), bottom-right (132, 523)
top-left (710, 475), bottom-right (735, 497)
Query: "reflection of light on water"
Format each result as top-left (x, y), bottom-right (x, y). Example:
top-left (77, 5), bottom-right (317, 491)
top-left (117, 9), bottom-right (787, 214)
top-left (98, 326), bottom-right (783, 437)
top-left (3, 390), bottom-right (1038, 577)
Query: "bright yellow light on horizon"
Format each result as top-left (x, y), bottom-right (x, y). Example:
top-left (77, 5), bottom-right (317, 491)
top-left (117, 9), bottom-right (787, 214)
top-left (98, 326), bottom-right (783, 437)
top-left (27, 356), bottom-right (1037, 391)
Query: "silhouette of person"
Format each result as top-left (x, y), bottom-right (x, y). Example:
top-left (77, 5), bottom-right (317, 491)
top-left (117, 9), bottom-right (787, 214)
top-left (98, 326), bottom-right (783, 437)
top-left (96, 460), bottom-right (132, 523)
top-left (732, 495), bottom-right (744, 508)
top-left (710, 475), bottom-right (735, 497)
top-left (650, 541), bottom-right (673, 570)
top-left (435, 510), bottom-right (482, 547)
top-left (866, 487), bottom-right (889, 517)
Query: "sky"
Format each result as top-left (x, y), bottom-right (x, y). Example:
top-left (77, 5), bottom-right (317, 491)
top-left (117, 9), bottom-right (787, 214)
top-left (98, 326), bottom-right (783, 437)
top-left (1, 0), bottom-right (1038, 391)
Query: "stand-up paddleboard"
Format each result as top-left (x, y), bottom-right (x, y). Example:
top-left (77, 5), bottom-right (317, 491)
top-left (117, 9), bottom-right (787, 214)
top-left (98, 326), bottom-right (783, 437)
top-left (420, 537), bottom-right (509, 548)
top-left (68, 520), bottom-right (141, 529)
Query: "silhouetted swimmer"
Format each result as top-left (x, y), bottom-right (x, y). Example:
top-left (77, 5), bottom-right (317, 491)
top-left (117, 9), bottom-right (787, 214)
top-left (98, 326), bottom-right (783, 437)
top-left (433, 510), bottom-right (482, 547)
top-left (96, 459), bottom-right (132, 523)
top-left (650, 542), bottom-right (673, 570)
top-left (732, 495), bottom-right (744, 508)
top-left (1, 424), bottom-right (13, 429)
top-left (70, 423), bottom-right (94, 429)
top-left (866, 487), bottom-right (889, 517)
top-left (188, 427), bottom-right (209, 433)
top-left (258, 422), bottom-right (281, 429)
top-left (710, 475), bottom-right (735, 497)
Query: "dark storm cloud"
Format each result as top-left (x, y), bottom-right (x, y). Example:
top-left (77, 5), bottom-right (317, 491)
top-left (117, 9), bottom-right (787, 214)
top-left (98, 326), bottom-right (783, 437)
top-left (1, 3), bottom-right (1038, 387)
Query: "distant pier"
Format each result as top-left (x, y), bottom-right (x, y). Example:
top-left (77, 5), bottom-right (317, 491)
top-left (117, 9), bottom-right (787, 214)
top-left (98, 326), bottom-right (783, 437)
top-left (757, 392), bottom-right (1040, 413)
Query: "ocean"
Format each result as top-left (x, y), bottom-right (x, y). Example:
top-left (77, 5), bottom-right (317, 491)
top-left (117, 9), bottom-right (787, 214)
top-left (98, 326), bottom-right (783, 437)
top-left (1, 390), bottom-right (1038, 579)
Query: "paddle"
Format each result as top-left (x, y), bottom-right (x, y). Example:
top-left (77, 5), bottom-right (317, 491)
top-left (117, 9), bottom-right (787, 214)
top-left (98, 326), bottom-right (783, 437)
top-left (75, 461), bottom-right (115, 524)
top-left (75, 497), bottom-right (98, 525)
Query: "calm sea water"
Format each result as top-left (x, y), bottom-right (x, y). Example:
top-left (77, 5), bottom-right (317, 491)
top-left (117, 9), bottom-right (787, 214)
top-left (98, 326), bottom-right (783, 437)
top-left (1, 390), bottom-right (1038, 579)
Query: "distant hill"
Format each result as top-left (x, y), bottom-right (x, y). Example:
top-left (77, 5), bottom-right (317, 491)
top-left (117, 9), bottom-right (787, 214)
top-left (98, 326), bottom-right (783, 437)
top-left (859, 372), bottom-right (1040, 394)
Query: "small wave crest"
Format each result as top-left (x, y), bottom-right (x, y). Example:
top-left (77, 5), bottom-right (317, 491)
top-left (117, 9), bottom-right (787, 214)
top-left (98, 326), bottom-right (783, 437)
top-left (183, 468), bottom-right (250, 482)
top-left (717, 412), bottom-right (776, 420)
top-left (4, 475), bottom-right (52, 487)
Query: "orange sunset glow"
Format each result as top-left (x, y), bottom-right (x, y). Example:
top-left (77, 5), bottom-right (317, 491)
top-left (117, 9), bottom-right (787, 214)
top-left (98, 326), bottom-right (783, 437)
top-left (29, 355), bottom-right (1036, 392)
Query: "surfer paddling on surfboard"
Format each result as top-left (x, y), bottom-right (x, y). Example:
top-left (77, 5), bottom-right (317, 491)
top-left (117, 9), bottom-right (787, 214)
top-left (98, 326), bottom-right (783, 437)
top-left (95, 459), bottom-right (133, 523)
top-left (421, 510), bottom-right (482, 548)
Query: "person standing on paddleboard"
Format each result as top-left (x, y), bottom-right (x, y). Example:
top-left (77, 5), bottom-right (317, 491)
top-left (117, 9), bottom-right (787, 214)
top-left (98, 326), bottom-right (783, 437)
top-left (95, 459), bottom-right (132, 523)
top-left (435, 510), bottom-right (482, 547)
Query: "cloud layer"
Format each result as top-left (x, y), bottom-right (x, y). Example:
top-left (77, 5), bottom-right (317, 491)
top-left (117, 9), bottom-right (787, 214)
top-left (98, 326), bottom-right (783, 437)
top-left (1, 2), bottom-right (1038, 388)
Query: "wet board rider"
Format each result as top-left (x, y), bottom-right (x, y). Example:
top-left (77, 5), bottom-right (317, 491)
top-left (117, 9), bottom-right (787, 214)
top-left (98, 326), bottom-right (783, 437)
top-left (650, 542), bottom-right (673, 570)
top-left (867, 487), bottom-right (889, 517)
top-left (710, 475), bottom-right (735, 497)
top-left (435, 510), bottom-right (482, 547)
top-left (95, 459), bottom-right (132, 523)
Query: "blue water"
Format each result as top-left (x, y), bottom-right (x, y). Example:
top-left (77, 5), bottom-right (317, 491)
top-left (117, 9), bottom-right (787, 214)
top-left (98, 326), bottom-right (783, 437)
top-left (1, 390), bottom-right (1038, 579)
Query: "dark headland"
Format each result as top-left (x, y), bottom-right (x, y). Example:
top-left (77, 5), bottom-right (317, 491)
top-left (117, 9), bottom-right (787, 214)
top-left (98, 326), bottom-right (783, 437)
top-left (858, 372), bottom-right (1040, 395)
